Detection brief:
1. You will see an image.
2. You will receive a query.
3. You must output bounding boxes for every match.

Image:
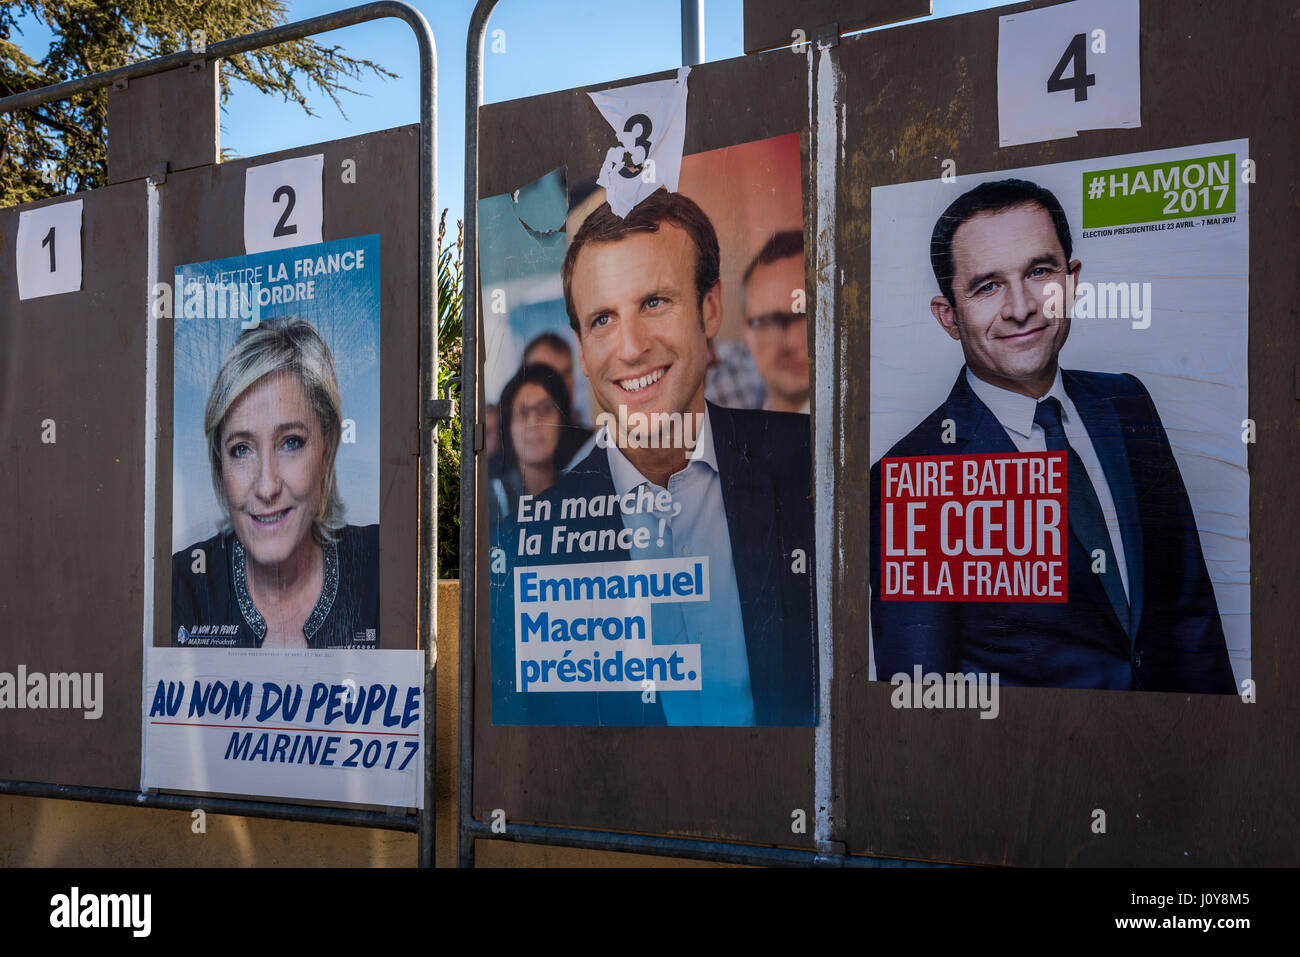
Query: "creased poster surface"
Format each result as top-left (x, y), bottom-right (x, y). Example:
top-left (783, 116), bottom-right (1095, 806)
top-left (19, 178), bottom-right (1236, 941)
top-left (869, 140), bottom-right (1250, 697)
top-left (170, 235), bottom-right (380, 651)
top-left (145, 234), bottom-right (422, 806)
top-left (483, 132), bottom-right (819, 725)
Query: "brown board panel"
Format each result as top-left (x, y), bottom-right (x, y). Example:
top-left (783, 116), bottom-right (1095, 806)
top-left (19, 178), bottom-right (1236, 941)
top-left (0, 124), bottom-right (421, 795)
top-left (0, 184), bottom-right (149, 790)
top-left (474, 48), bottom-right (820, 845)
top-left (832, 0), bottom-right (1299, 865)
top-left (152, 125), bottom-right (422, 654)
top-left (107, 63), bottom-right (220, 185)
top-left (743, 0), bottom-right (931, 53)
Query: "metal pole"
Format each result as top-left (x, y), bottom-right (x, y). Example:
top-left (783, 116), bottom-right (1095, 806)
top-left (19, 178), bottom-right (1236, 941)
top-left (461, 819), bottom-right (950, 868)
top-left (681, 0), bottom-right (705, 66)
top-left (0, 1), bottom-right (440, 866)
top-left (459, 0), bottom-right (498, 872)
top-left (0, 780), bottom-right (418, 832)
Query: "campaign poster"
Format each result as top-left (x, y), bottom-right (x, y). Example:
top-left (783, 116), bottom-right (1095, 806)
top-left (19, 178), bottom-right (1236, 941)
top-left (170, 235), bottom-right (380, 651)
top-left (143, 234), bottom-right (423, 807)
top-left (869, 139), bottom-right (1250, 697)
top-left (483, 131), bottom-right (819, 726)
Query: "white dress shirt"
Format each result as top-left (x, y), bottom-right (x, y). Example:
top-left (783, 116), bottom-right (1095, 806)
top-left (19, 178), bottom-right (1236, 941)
top-left (604, 406), bottom-right (755, 725)
top-left (965, 367), bottom-right (1130, 599)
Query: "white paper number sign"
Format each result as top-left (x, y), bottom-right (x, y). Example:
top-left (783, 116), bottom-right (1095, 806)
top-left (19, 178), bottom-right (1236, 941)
top-left (998, 0), bottom-right (1141, 148)
top-left (243, 154), bottom-right (324, 254)
top-left (590, 67), bottom-right (691, 218)
top-left (16, 200), bottom-right (83, 300)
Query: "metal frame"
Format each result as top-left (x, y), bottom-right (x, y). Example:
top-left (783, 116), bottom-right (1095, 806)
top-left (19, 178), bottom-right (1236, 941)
top-left (682, 0), bottom-right (706, 65)
top-left (458, 0), bottom-right (934, 870)
top-left (0, 780), bottom-right (417, 832)
top-left (0, 1), bottom-right (441, 865)
top-left (459, 0), bottom-right (491, 872)
top-left (462, 819), bottom-right (950, 867)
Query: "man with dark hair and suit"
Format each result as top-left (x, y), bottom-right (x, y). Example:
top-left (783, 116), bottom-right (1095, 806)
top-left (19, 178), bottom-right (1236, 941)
top-left (869, 178), bottom-right (1236, 694)
top-left (491, 187), bottom-right (817, 726)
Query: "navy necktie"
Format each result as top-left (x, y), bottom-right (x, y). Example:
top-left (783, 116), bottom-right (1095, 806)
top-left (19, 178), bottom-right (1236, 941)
top-left (1033, 397), bottom-right (1130, 636)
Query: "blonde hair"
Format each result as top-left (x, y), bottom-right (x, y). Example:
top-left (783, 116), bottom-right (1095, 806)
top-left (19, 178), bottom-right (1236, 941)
top-left (204, 317), bottom-right (345, 544)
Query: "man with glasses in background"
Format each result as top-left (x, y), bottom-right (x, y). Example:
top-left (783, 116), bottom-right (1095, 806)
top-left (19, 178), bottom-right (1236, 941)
top-left (741, 230), bottom-right (810, 415)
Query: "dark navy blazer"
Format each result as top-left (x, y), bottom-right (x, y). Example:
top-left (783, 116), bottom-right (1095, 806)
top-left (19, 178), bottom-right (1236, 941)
top-left (491, 401), bottom-right (818, 725)
top-left (869, 368), bottom-right (1237, 694)
top-left (171, 524), bottom-right (380, 649)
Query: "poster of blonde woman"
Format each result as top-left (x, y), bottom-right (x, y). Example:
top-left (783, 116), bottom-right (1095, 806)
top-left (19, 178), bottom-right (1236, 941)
top-left (144, 233), bottom-right (420, 810)
top-left (170, 235), bottom-right (381, 650)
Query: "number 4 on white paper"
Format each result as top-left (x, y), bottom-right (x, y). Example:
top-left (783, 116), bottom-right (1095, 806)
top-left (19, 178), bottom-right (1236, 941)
top-left (998, 0), bottom-right (1140, 148)
top-left (16, 200), bottom-right (83, 301)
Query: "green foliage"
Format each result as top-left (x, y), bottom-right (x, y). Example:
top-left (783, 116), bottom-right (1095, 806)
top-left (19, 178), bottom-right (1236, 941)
top-left (1, 0), bottom-right (395, 205)
top-left (436, 210), bottom-right (464, 580)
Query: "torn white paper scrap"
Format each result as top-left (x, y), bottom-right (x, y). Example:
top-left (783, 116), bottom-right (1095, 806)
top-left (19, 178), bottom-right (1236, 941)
top-left (998, 0), bottom-right (1140, 148)
top-left (16, 199), bottom-right (83, 300)
top-left (590, 66), bottom-right (691, 217)
top-left (243, 154), bottom-right (324, 254)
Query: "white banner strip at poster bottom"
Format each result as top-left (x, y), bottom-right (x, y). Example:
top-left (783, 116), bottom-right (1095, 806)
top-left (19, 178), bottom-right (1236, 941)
top-left (142, 648), bottom-right (424, 809)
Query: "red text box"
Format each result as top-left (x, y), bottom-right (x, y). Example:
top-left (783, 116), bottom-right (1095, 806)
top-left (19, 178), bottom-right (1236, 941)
top-left (880, 451), bottom-right (1068, 602)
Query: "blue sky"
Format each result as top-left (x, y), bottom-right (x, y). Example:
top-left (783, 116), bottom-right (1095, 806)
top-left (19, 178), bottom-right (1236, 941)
top-left (12, 0), bottom-right (1005, 228)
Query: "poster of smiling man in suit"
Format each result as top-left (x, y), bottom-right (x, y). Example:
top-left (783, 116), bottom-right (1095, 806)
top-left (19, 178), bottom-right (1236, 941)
top-left (484, 133), bottom-right (817, 727)
top-left (868, 140), bottom-right (1251, 696)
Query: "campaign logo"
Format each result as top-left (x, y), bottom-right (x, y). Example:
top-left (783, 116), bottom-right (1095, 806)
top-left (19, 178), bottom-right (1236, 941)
top-left (176, 625), bottom-right (239, 646)
top-left (349, 628), bottom-right (379, 648)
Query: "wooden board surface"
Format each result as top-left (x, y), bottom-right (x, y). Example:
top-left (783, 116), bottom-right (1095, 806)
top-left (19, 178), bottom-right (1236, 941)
top-left (0, 183), bottom-right (149, 790)
top-left (471, 0), bottom-right (1298, 864)
top-left (152, 126), bottom-right (422, 652)
top-left (830, 0), bottom-right (1298, 866)
top-left (107, 63), bottom-right (219, 184)
top-left (743, 0), bottom-right (931, 53)
top-left (474, 47), bottom-right (820, 847)
top-left (0, 124), bottom-right (423, 793)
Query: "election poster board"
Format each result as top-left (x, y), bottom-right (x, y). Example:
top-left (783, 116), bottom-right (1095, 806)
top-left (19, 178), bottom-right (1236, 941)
top-left (868, 140), bottom-right (1251, 696)
top-left (143, 231), bottom-right (423, 807)
top-left (0, 117), bottom-right (425, 818)
top-left (0, 185), bottom-right (151, 792)
top-left (463, 0), bottom-right (1295, 866)
top-left (471, 47), bottom-right (820, 846)
top-left (824, 0), bottom-right (1299, 868)
top-left (481, 131), bottom-right (816, 727)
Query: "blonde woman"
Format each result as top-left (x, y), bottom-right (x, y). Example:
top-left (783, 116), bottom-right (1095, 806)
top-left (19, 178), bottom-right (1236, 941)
top-left (172, 317), bottom-right (379, 649)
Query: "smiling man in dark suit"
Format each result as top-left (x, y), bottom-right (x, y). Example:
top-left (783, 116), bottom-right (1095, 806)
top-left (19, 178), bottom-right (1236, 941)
top-left (491, 188), bottom-right (817, 726)
top-left (869, 178), bottom-right (1236, 694)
